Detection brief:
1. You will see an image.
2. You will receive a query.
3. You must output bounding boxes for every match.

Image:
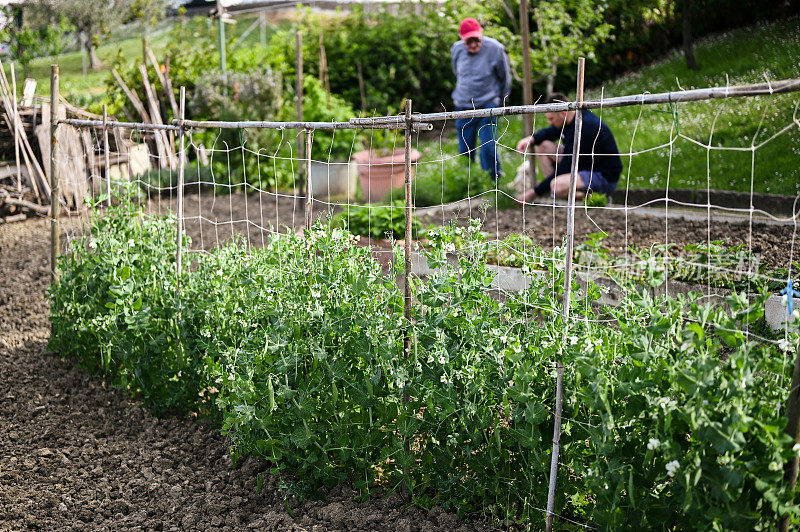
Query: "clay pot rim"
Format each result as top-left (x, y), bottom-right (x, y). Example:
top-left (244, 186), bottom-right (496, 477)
top-left (352, 148), bottom-right (421, 165)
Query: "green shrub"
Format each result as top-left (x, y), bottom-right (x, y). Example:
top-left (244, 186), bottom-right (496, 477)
top-left (331, 200), bottom-right (423, 240)
top-left (49, 200), bottom-right (206, 414)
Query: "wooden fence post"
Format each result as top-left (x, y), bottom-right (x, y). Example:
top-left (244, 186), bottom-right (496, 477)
top-left (50, 64), bottom-right (59, 283)
top-left (780, 336), bottom-right (800, 531)
top-left (545, 57), bottom-right (585, 532)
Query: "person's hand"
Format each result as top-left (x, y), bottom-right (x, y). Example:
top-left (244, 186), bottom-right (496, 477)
top-left (516, 136), bottom-right (533, 153)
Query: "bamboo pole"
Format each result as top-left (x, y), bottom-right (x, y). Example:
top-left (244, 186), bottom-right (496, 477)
top-left (545, 57), bottom-right (585, 532)
top-left (103, 105), bottom-right (111, 206)
top-left (50, 65), bottom-right (60, 283)
top-left (0, 61), bottom-right (48, 200)
top-left (520, 0), bottom-right (533, 137)
top-left (111, 67), bottom-right (151, 123)
top-left (305, 129), bottom-right (313, 231)
top-left (401, 98), bottom-right (413, 498)
top-left (61, 117), bottom-right (434, 132)
top-left (350, 78), bottom-right (800, 125)
top-left (175, 86), bottom-right (186, 367)
top-left (296, 30), bottom-right (304, 212)
top-left (356, 61), bottom-right (367, 112)
top-left (217, 0), bottom-right (227, 83)
top-left (780, 330), bottom-right (800, 530)
top-left (11, 63), bottom-right (20, 195)
top-left (319, 33), bottom-right (330, 109)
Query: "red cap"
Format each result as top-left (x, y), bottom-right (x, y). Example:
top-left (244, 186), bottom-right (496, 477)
top-left (459, 18), bottom-right (482, 41)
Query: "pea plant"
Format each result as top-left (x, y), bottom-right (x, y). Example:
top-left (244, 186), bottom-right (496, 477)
top-left (50, 204), bottom-right (800, 529)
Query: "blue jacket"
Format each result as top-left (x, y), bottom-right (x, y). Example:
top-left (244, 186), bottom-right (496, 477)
top-left (450, 36), bottom-right (511, 108)
top-left (533, 110), bottom-right (623, 196)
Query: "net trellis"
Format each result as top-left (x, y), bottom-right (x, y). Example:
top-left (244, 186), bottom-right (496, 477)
top-left (51, 75), bottom-right (800, 529)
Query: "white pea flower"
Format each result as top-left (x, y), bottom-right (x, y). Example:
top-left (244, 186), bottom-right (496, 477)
top-left (794, 309), bottom-right (799, 319)
top-left (569, 336), bottom-right (579, 345)
top-left (127, 239), bottom-right (135, 247)
top-left (665, 460), bottom-right (680, 477)
top-left (782, 294), bottom-right (789, 305)
top-left (769, 461), bottom-right (782, 471)
top-left (647, 438), bottom-right (661, 451)
top-left (778, 338), bottom-right (792, 351)
top-left (793, 443), bottom-right (800, 456)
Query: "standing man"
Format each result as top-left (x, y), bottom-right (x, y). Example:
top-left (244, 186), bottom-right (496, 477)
top-left (515, 92), bottom-right (622, 202)
top-left (451, 17), bottom-right (511, 182)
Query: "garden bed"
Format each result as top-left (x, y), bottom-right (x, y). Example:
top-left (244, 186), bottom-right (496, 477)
top-left (0, 218), bottom-right (483, 531)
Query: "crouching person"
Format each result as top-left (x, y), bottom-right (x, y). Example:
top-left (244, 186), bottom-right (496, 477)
top-left (515, 92), bottom-right (622, 202)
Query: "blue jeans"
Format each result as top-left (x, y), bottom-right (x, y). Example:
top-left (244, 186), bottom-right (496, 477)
top-left (455, 104), bottom-right (501, 179)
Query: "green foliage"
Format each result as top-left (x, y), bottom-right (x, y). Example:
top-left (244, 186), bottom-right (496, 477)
top-left (51, 209), bottom-right (800, 528)
top-left (529, 0), bottom-right (613, 90)
top-left (580, 289), bottom-right (799, 529)
top-left (48, 198), bottom-right (207, 415)
top-left (298, 6), bottom-right (461, 114)
top-left (331, 200), bottom-right (422, 240)
top-left (195, 228), bottom-right (404, 489)
top-left (0, 8), bottom-right (72, 76)
top-left (575, 234), bottom-right (775, 292)
top-left (584, 192), bottom-right (607, 207)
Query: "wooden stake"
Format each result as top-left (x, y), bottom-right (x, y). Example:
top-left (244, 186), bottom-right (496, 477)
top-left (111, 67), bottom-right (151, 123)
top-left (11, 62), bottom-right (21, 195)
top-left (357, 61), bottom-right (367, 112)
top-left (103, 105), bottom-right (111, 206)
top-left (520, 0), bottom-right (533, 137)
top-left (296, 30), bottom-right (304, 212)
top-left (780, 337), bottom-right (800, 531)
top-left (305, 129), bottom-right (313, 230)
top-left (545, 57), bottom-right (585, 532)
top-left (50, 65), bottom-right (60, 283)
top-left (175, 86), bottom-right (186, 366)
top-left (319, 33), bottom-right (330, 109)
top-left (401, 98), bottom-right (413, 499)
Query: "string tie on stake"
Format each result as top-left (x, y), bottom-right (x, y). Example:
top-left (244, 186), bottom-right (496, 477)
top-left (781, 279), bottom-right (800, 316)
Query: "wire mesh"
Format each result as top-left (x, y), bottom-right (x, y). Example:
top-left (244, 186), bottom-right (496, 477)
top-left (52, 76), bottom-right (800, 529)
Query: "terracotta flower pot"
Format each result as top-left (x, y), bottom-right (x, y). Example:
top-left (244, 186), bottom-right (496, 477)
top-left (352, 148), bottom-right (421, 203)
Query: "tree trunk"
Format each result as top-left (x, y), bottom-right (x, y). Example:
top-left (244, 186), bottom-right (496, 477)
top-left (545, 64), bottom-right (557, 98)
top-left (85, 32), bottom-right (101, 71)
top-left (682, 0), bottom-right (698, 70)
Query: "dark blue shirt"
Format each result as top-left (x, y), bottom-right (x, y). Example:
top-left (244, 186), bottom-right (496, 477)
top-left (533, 110), bottom-right (623, 196)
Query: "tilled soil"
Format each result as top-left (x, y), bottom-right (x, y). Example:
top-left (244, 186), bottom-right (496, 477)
top-left (2, 192), bottom-right (796, 531)
top-left (0, 216), bottom-right (484, 532)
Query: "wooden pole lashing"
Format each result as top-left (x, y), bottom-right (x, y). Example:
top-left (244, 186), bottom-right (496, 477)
top-left (103, 105), bottom-right (111, 206)
top-left (545, 57), bottom-right (585, 532)
top-left (50, 64), bottom-right (60, 283)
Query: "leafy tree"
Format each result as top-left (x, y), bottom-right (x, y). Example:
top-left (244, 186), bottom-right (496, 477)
top-left (529, 0), bottom-right (613, 96)
top-left (129, 0), bottom-right (169, 60)
top-left (0, 5), bottom-right (71, 77)
top-left (42, 0), bottom-right (132, 70)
